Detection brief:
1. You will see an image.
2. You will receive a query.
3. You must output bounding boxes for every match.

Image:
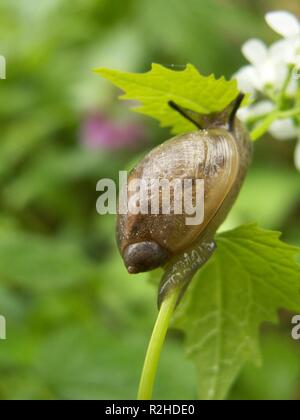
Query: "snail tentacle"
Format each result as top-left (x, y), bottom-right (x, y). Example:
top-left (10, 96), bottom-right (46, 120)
top-left (168, 100), bottom-right (203, 130)
top-left (168, 93), bottom-right (245, 131)
top-left (228, 93), bottom-right (245, 132)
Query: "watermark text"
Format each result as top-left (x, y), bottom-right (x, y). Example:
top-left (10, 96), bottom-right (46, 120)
top-left (0, 55), bottom-right (6, 80)
top-left (0, 315), bottom-right (6, 340)
top-left (96, 171), bottom-right (205, 226)
top-left (291, 315), bottom-right (300, 340)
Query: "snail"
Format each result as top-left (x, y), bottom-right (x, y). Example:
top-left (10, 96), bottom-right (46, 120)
top-left (117, 94), bottom-right (252, 306)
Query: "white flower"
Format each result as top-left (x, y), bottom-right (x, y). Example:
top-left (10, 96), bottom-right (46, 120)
top-left (234, 39), bottom-right (287, 93)
top-left (242, 39), bottom-right (268, 66)
top-left (237, 100), bottom-right (275, 121)
top-left (269, 38), bottom-right (300, 67)
top-left (234, 10), bottom-right (300, 171)
top-left (234, 11), bottom-right (300, 95)
top-left (268, 119), bottom-right (298, 140)
top-left (234, 65), bottom-right (257, 94)
top-left (265, 11), bottom-right (300, 38)
top-left (267, 11), bottom-right (300, 67)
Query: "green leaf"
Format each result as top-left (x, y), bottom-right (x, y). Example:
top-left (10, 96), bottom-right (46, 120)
top-left (229, 333), bottom-right (300, 400)
top-left (0, 230), bottom-right (95, 292)
top-left (27, 325), bottom-right (195, 400)
top-left (174, 224), bottom-right (300, 400)
top-left (95, 63), bottom-right (239, 135)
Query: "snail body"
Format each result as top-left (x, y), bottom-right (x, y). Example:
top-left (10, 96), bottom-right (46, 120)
top-left (117, 95), bottom-right (252, 305)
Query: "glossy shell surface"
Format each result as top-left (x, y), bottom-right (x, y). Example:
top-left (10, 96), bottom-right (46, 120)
top-left (117, 122), bottom-right (252, 262)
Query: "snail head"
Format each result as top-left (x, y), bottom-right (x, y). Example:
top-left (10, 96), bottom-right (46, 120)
top-left (168, 93), bottom-right (245, 132)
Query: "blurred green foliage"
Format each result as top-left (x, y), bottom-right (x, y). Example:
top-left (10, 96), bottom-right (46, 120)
top-left (0, 0), bottom-right (299, 400)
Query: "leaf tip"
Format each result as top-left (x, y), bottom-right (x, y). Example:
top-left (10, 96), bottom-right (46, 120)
top-left (93, 67), bottom-right (104, 74)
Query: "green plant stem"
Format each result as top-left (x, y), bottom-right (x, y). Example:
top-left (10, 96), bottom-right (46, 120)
top-left (250, 107), bottom-right (300, 141)
top-left (278, 108), bottom-right (300, 119)
top-left (137, 288), bottom-right (181, 400)
top-left (250, 113), bottom-right (278, 141)
top-left (277, 65), bottom-right (294, 108)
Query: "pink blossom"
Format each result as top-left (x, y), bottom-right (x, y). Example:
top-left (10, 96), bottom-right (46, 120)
top-left (81, 112), bottom-right (146, 151)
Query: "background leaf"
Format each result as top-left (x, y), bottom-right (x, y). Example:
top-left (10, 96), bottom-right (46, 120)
top-left (0, 229), bottom-right (95, 292)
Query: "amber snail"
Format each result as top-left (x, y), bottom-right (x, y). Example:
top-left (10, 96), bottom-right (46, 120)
top-left (117, 94), bottom-right (252, 306)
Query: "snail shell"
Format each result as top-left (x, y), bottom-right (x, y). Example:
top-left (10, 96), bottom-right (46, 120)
top-left (117, 95), bottom-right (252, 305)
